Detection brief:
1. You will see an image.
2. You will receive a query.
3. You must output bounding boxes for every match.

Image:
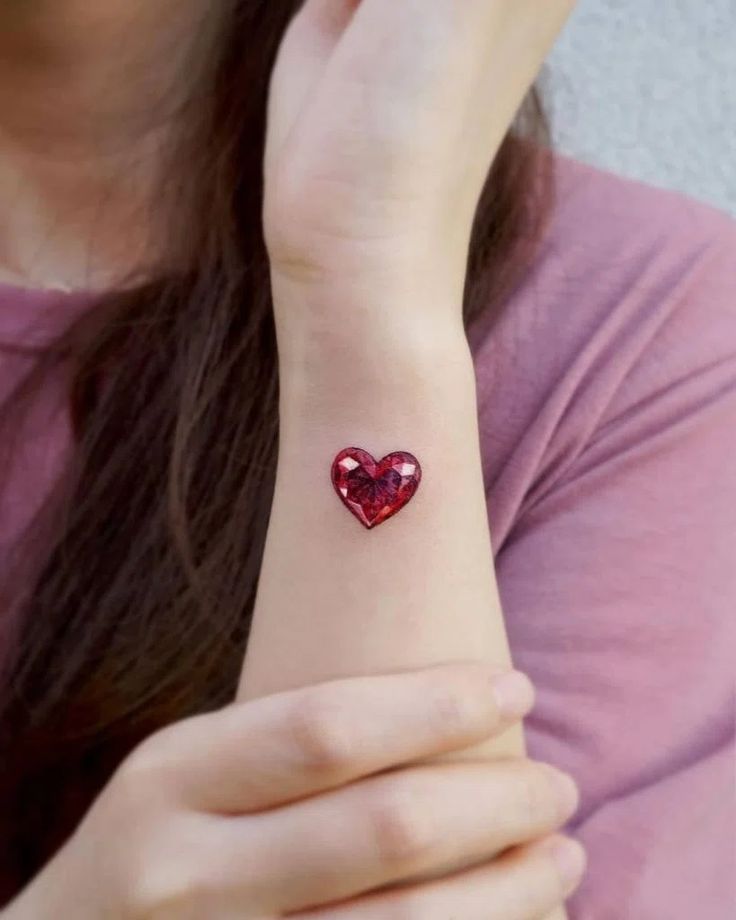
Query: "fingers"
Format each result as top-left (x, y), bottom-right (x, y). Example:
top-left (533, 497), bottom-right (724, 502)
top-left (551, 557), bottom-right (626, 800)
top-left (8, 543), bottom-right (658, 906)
top-left (132, 661), bottom-right (535, 812)
top-left (324, 0), bottom-right (553, 100)
top-left (267, 1), bottom-right (360, 157)
top-left (290, 833), bottom-right (587, 919)
top-left (274, 0), bottom-right (577, 230)
top-left (215, 756), bottom-right (579, 913)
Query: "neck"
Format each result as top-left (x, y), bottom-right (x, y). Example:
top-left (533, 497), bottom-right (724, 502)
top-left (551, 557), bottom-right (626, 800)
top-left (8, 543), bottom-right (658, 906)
top-left (0, 1), bottom-right (214, 291)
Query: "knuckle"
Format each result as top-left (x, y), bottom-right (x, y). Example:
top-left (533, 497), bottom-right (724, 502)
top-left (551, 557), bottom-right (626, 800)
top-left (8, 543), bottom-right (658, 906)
top-left (288, 691), bottom-right (355, 775)
top-left (125, 821), bottom-right (213, 918)
top-left (114, 736), bottom-right (172, 804)
top-left (130, 862), bottom-right (202, 918)
top-left (107, 733), bottom-right (184, 824)
top-left (365, 780), bottom-right (438, 866)
top-left (111, 750), bottom-right (157, 812)
top-left (102, 741), bottom-right (227, 920)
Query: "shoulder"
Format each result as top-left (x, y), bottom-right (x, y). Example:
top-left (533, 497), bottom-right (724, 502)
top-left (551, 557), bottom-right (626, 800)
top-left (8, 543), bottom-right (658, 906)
top-left (475, 157), bottom-right (736, 920)
top-left (469, 152), bottom-right (736, 544)
top-left (541, 153), bottom-right (735, 337)
top-left (547, 151), bottom-right (735, 248)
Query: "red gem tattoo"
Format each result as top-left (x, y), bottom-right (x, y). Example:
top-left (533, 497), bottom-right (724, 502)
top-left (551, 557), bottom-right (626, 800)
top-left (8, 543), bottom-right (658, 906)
top-left (331, 447), bottom-right (422, 529)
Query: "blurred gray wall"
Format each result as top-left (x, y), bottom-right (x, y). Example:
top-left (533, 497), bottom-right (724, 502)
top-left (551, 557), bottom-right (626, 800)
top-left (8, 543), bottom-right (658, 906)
top-left (544, 0), bottom-right (735, 216)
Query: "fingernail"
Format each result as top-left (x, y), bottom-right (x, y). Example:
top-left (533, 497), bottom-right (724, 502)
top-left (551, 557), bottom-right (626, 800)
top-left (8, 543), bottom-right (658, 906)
top-left (542, 764), bottom-right (580, 822)
top-left (545, 836), bottom-right (587, 896)
top-left (490, 670), bottom-right (535, 719)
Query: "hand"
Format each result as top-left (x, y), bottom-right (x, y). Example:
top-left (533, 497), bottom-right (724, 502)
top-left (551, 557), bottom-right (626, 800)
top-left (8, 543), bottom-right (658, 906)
top-left (263, 0), bottom-right (577, 319)
top-left (4, 662), bottom-right (584, 919)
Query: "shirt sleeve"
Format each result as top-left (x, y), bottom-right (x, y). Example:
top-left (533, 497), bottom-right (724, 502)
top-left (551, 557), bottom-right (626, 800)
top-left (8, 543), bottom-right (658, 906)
top-left (485, 210), bottom-right (736, 918)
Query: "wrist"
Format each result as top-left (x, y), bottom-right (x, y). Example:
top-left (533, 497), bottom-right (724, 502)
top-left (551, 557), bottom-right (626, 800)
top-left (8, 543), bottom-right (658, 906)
top-left (278, 312), bottom-right (474, 414)
top-left (271, 261), bottom-right (469, 366)
top-left (273, 278), bottom-right (471, 381)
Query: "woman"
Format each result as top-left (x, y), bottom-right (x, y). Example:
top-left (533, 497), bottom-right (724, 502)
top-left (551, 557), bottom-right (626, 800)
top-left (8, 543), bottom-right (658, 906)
top-left (0, 0), bottom-right (734, 917)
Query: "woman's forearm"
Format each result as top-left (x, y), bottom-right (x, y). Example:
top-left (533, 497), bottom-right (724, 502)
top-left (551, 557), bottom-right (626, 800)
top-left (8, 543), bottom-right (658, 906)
top-left (238, 288), bottom-right (524, 760)
top-left (237, 0), bottom-right (577, 764)
top-left (234, 7), bottom-right (580, 913)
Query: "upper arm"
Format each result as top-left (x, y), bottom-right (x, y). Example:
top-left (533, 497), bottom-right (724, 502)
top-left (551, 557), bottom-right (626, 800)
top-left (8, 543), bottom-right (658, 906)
top-left (484, 214), bottom-right (736, 917)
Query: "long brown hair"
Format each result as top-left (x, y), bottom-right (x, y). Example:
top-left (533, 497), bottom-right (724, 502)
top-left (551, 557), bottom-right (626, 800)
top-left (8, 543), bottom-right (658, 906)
top-left (0, 0), bottom-right (554, 902)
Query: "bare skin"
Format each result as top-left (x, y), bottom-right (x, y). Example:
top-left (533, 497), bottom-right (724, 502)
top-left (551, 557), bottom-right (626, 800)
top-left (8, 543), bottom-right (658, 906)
top-left (0, 0), bottom-right (214, 289)
top-left (0, 2), bottom-right (585, 917)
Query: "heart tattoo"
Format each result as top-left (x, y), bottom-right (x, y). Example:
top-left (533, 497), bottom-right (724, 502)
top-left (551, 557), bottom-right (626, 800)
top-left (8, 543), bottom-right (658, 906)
top-left (331, 447), bottom-right (422, 529)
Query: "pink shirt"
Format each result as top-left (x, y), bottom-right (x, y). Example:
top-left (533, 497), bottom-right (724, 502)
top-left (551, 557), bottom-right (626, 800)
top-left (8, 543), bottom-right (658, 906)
top-left (2, 154), bottom-right (735, 917)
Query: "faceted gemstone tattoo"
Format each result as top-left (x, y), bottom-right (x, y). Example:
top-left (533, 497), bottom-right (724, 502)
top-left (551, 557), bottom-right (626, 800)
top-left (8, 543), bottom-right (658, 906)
top-left (331, 447), bottom-right (422, 529)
